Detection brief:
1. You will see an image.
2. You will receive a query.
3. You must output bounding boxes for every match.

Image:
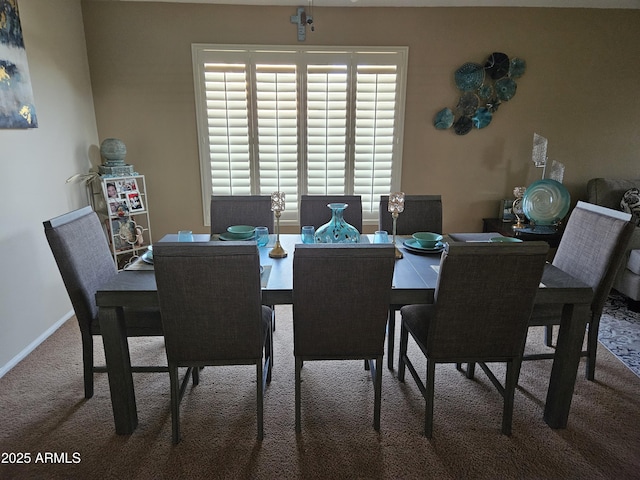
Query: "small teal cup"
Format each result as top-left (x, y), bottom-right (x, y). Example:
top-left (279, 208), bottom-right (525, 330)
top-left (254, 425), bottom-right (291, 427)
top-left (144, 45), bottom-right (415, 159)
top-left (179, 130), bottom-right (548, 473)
top-left (255, 226), bottom-right (269, 247)
top-left (178, 230), bottom-right (194, 242)
top-left (301, 225), bottom-right (315, 244)
top-left (373, 230), bottom-right (389, 244)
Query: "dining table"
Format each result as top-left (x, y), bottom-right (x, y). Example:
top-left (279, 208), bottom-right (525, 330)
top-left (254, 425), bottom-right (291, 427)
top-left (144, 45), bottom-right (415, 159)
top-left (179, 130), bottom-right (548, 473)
top-left (95, 232), bottom-right (592, 435)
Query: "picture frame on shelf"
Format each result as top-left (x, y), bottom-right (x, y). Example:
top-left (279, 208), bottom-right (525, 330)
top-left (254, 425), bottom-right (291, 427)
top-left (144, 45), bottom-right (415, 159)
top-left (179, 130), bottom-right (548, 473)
top-left (108, 199), bottom-right (129, 217)
top-left (94, 174), bottom-right (152, 271)
top-left (120, 177), bottom-right (139, 192)
top-left (103, 177), bottom-right (140, 216)
top-left (126, 191), bottom-right (144, 211)
top-left (499, 199), bottom-right (515, 222)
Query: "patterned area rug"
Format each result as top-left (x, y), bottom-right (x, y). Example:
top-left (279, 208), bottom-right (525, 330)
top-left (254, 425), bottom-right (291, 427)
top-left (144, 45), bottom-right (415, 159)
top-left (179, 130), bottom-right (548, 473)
top-left (599, 292), bottom-right (640, 377)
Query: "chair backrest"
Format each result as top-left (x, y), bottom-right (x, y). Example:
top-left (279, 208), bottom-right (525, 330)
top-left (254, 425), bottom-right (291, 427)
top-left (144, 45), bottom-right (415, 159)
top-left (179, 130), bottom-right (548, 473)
top-left (210, 195), bottom-right (274, 234)
top-left (428, 242), bottom-right (549, 361)
top-left (292, 244), bottom-right (395, 358)
top-left (378, 195), bottom-right (442, 235)
top-left (153, 242), bottom-right (264, 363)
top-left (43, 206), bottom-right (117, 331)
top-left (552, 201), bottom-right (634, 318)
top-left (299, 195), bottom-right (363, 231)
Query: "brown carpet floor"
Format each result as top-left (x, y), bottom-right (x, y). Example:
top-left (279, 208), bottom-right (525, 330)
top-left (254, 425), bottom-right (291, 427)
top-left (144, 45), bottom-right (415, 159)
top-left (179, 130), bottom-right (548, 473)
top-left (1, 305), bottom-right (639, 479)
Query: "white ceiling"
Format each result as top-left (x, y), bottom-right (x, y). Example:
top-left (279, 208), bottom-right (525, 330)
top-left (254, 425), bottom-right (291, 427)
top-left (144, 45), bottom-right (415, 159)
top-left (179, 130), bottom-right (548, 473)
top-left (97, 0), bottom-right (640, 9)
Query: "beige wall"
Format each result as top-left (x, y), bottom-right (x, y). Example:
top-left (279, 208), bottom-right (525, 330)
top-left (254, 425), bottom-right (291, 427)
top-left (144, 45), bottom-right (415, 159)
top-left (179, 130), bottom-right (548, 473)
top-left (82, 2), bottom-right (640, 236)
top-left (0, 0), bottom-right (637, 377)
top-left (0, 0), bottom-right (99, 373)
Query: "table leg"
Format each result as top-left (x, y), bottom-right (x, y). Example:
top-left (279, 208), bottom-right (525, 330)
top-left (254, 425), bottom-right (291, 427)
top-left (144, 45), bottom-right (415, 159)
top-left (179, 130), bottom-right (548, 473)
top-left (543, 303), bottom-right (589, 428)
top-left (99, 306), bottom-right (138, 435)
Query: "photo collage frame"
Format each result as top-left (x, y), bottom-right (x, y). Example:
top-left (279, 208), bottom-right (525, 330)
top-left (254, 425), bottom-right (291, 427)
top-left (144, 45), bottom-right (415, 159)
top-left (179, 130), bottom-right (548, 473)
top-left (104, 177), bottom-right (144, 216)
top-left (103, 177), bottom-right (145, 251)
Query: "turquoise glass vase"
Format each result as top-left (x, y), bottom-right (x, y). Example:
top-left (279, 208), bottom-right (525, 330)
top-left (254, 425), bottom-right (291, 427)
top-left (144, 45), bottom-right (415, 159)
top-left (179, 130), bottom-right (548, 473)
top-left (314, 203), bottom-right (360, 244)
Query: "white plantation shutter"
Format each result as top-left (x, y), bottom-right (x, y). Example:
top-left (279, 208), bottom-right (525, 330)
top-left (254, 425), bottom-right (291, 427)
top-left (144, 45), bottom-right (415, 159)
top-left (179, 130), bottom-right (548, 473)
top-left (255, 64), bottom-right (299, 215)
top-left (201, 63), bottom-right (251, 195)
top-left (306, 64), bottom-right (348, 195)
top-left (354, 65), bottom-right (398, 217)
top-left (193, 45), bottom-right (407, 226)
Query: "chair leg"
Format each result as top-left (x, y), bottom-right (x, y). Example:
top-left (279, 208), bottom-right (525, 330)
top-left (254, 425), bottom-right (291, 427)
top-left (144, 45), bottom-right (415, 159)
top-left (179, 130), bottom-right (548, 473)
top-left (295, 357), bottom-right (302, 433)
top-left (266, 326), bottom-right (273, 384)
top-left (424, 359), bottom-right (436, 438)
top-left (270, 330), bottom-right (274, 382)
top-left (466, 362), bottom-right (476, 379)
top-left (271, 305), bottom-right (276, 332)
top-left (192, 366), bottom-right (200, 386)
top-left (544, 325), bottom-right (554, 347)
top-left (398, 320), bottom-right (409, 382)
top-left (387, 308), bottom-right (396, 370)
top-left (169, 364), bottom-right (181, 444)
top-left (373, 356), bottom-right (383, 431)
top-left (586, 316), bottom-right (599, 381)
top-left (256, 361), bottom-right (264, 441)
top-left (82, 331), bottom-right (94, 399)
top-left (455, 362), bottom-right (475, 378)
top-left (502, 361), bottom-right (517, 436)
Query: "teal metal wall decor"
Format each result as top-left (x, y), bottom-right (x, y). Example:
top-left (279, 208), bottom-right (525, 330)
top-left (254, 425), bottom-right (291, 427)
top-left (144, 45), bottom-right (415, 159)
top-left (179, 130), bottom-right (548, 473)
top-left (434, 52), bottom-right (525, 135)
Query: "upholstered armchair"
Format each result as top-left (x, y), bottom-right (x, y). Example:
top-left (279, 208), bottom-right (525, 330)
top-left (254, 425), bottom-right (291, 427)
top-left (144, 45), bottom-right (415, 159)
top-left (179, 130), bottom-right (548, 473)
top-left (587, 178), bottom-right (640, 311)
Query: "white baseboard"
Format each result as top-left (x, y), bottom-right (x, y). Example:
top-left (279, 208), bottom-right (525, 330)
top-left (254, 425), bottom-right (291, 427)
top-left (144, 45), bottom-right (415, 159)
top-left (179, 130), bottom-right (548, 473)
top-left (0, 310), bottom-right (74, 379)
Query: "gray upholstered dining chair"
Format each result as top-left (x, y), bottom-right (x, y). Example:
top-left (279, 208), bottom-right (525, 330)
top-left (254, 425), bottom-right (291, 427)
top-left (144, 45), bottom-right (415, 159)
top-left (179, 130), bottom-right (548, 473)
top-left (378, 194), bottom-right (442, 236)
top-left (43, 206), bottom-right (165, 399)
top-left (210, 194), bottom-right (277, 329)
top-left (153, 242), bottom-right (273, 444)
top-left (292, 244), bottom-right (395, 432)
top-left (210, 195), bottom-right (274, 234)
top-left (299, 195), bottom-right (363, 231)
top-left (379, 194), bottom-right (443, 370)
top-left (398, 241), bottom-right (549, 438)
top-left (524, 201), bottom-right (635, 380)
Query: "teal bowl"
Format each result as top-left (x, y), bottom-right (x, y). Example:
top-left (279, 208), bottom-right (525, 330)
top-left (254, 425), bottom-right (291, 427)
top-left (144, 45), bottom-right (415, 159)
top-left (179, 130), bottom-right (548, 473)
top-left (226, 225), bottom-right (255, 239)
top-left (412, 232), bottom-right (443, 248)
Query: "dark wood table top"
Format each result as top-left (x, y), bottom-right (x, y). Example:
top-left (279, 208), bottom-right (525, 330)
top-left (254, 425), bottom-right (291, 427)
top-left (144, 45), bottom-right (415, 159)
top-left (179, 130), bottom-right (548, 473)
top-left (96, 233), bottom-right (591, 308)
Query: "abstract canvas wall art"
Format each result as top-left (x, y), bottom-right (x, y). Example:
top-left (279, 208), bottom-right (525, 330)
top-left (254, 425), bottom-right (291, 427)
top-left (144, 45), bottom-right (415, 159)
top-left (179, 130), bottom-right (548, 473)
top-left (0, 0), bottom-right (37, 128)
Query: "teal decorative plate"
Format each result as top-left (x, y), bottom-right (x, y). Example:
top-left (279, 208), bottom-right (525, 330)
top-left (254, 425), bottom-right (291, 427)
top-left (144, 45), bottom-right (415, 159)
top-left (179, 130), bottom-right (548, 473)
top-left (456, 92), bottom-right (479, 116)
top-left (141, 246), bottom-right (153, 264)
top-left (472, 107), bottom-right (492, 129)
top-left (478, 84), bottom-right (494, 100)
top-left (454, 63), bottom-right (485, 92)
top-left (484, 52), bottom-right (510, 80)
top-left (403, 239), bottom-right (445, 254)
top-left (509, 58), bottom-right (526, 78)
top-left (495, 78), bottom-right (517, 101)
top-left (522, 179), bottom-right (571, 225)
top-left (453, 116), bottom-right (473, 135)
top-left (219, 232), bottom-right (255, 241)
top-left (433, 108), bottom-right (454, 129)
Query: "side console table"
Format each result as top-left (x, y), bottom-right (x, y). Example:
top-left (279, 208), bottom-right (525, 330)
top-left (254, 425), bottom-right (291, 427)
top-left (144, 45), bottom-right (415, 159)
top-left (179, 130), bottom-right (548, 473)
top-left (482, 218), bottom-right (563, 249)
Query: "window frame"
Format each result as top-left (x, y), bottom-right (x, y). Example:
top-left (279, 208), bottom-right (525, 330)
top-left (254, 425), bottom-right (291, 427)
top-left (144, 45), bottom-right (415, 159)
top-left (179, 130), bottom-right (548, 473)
top-left (192, 44), bottom-right (408, 226)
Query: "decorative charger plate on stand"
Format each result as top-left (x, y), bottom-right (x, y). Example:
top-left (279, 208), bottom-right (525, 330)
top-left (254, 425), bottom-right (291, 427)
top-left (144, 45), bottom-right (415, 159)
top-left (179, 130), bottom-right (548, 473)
top-left (522, 179), bottom-right (571, 226)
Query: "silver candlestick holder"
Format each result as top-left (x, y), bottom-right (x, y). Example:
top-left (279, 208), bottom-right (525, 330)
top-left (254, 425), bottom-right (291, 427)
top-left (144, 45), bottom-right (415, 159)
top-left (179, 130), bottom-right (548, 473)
top-left (269, 191), bottom-right (288, 259)
top-left (388, 191), bottom-right (405, 260)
